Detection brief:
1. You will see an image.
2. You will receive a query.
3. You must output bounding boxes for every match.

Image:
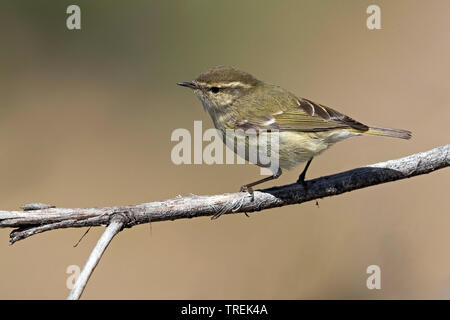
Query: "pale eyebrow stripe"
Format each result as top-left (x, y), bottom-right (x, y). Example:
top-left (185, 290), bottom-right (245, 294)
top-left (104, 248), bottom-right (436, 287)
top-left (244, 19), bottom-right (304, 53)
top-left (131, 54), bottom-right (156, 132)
top-left (196, 81), bottom-right (254, 89)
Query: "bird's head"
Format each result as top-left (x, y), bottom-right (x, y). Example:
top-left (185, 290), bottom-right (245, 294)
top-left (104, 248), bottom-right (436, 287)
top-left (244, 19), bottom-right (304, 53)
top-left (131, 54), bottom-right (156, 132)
top-left (177, 66), bottom-right (261, 112)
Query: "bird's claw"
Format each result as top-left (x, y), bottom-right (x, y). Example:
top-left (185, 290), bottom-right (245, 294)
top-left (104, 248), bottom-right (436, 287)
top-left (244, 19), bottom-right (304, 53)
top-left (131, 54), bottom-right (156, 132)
top-left (240, 185), bottom-right (255, 201)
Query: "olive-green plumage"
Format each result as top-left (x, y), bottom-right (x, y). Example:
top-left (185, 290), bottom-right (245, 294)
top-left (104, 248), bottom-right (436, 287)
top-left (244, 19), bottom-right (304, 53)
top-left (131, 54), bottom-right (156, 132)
top-left (178, 66), bottom-right (411, 192)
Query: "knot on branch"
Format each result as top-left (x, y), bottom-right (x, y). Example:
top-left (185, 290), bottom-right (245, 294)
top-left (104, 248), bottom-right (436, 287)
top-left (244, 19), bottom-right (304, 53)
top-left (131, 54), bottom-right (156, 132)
top-left (110, 210), bottom-right (137, 229)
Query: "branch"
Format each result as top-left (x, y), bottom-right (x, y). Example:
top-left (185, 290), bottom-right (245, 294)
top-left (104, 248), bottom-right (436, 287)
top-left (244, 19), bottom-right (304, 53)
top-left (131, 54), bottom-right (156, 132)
top-left (1, 144), bottom-right (448, 299)
top-left (67, 216), bottom-right (124, 300)
top-left (1, 144), bottom-right (449, 244)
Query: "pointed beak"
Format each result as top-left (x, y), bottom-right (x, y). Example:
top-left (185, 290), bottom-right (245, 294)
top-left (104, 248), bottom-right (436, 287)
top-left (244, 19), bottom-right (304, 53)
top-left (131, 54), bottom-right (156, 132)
top-left (177, 81), bottom-right (198, 89)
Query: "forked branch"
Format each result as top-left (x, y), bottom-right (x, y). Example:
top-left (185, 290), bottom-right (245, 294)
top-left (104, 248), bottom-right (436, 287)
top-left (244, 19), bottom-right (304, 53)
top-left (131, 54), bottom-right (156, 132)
top-left (0, 144), bottom-right (448, 299)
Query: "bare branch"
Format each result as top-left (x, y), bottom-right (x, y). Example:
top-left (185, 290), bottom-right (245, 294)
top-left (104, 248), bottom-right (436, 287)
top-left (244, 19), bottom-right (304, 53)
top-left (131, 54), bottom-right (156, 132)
top-left (67, 215), bottom-right (124, 300)
top-left (1, 143), bottom-right (449, 299)
top-left (1, 144), bottom-right (449, 244)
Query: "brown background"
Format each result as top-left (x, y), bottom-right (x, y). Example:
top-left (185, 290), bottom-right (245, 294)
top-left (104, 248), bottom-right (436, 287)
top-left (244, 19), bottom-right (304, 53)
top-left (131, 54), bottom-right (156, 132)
top-left (0, 0), bottom-right (449, 299)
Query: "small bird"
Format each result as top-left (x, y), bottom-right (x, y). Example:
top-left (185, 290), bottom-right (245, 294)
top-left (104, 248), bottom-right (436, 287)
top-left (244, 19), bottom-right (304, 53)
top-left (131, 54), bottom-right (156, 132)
top-left (178, 66), bottom-right (411, 193)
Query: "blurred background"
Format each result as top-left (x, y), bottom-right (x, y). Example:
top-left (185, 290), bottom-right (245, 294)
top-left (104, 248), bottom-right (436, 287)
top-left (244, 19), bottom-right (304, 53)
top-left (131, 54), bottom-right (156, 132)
top-left (0, 0), bottom-right (449, 299)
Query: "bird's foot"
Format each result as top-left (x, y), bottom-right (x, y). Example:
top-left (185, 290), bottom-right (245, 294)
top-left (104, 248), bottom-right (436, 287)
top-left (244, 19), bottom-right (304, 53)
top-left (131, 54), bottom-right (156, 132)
top-left (240, 185), bottom-right (255, 201)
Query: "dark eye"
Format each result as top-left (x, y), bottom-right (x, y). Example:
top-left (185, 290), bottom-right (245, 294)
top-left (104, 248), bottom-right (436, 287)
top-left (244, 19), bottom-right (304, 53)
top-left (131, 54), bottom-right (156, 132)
top-left (210, 87), bottom-right (220, 93)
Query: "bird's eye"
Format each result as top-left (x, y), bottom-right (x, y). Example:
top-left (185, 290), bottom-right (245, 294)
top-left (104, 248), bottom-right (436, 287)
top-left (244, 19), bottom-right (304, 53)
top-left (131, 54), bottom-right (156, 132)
top-left (210, 87), bottom-right (220, 93)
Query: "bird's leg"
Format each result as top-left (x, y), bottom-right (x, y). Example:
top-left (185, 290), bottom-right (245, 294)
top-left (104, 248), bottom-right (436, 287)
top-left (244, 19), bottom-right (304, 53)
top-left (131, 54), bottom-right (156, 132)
top-left (297, 158), bottom-right (313, 186)
top-left (240, 168), bottom-right (282, 197)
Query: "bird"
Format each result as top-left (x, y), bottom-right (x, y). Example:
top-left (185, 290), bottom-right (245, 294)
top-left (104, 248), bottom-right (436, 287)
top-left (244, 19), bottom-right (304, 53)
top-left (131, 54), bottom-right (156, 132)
top-left (177, 66), bottom-right (411, 194)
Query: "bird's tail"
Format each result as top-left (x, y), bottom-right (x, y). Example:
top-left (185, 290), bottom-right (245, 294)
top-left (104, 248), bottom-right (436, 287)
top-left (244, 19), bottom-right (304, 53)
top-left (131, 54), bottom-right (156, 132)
top-left (360, 126), bottom-right (412, 140)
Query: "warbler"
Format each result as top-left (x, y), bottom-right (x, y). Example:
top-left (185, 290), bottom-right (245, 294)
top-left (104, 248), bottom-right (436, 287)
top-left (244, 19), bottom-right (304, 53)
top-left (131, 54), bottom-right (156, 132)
top-left (178, 66), bottom-right (411, 193)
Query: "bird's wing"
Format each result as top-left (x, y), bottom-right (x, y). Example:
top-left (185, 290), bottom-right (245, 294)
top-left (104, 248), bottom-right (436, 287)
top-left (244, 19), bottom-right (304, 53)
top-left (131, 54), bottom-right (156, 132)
top-left (230, 95), bottom-right (369, 133)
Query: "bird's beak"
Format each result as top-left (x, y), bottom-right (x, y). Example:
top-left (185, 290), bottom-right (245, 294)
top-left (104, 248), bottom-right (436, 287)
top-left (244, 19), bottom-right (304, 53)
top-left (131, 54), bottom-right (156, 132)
top-left (177, 81), bottom-right (198, 89)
